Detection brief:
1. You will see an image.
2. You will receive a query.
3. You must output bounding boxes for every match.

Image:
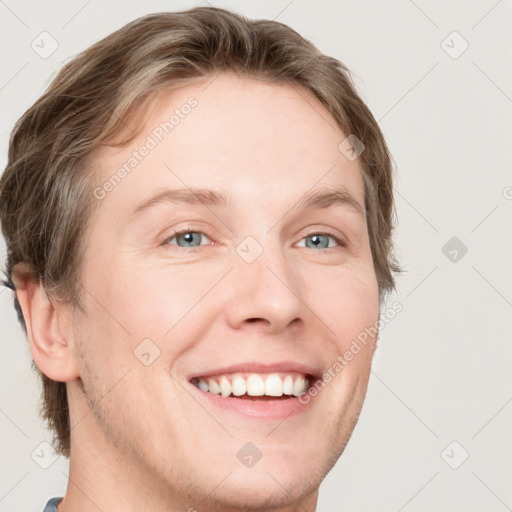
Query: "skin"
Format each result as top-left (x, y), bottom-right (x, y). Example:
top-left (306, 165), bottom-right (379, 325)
top-left (15, 73), bottom-right (380, 511)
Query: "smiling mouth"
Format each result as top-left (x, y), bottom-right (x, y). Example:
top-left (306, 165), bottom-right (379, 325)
top-left (190, 372), bottom-right (316, 400)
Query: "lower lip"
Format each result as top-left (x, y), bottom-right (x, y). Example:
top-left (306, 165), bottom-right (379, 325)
top-left (188, 382), bottom-right (316, 419)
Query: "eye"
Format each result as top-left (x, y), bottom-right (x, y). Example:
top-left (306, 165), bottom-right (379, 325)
top-left (161, 228), bottom-right (345, 251)
top-left (162, 229), bottom-right (212, 248)
top-left (296, 230), bottom-right (345, 250)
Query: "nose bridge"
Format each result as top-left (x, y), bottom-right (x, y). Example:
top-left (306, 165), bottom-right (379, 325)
top-left (225, 231), bottom-right (305, 332)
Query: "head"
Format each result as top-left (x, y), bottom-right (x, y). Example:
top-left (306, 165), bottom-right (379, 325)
top-left (0, 6), bottom-right (399, 509)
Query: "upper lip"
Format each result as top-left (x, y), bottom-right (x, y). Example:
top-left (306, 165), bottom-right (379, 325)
top-left (187, 361), bottom-right (323, 381)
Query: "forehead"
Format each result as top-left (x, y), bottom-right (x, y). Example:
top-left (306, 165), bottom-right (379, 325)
top-left (90, 73), bottom-right (365, 220)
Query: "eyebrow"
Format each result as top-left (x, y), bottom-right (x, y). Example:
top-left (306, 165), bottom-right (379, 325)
top-left (128, 186), bottom-right (365, 222)
top-left (128, 188), bottom-right (233, 222)
top-left (295, 188), bottom-right (364, 217)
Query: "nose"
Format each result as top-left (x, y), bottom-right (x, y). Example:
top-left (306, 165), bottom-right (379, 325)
top-left (223, 242), bottom-right (306, 334)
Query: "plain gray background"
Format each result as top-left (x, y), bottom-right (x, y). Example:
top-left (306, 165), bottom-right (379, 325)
top-left (1, 1), bottom-right (511, 510)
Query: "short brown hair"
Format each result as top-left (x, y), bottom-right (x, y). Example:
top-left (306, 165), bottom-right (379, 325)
top-left (0, 6), bottom-right (399, 456)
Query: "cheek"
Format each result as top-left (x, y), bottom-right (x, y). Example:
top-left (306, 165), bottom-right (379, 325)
top-left (108, 259), bottom-right (229, 332)
top-left (304, 268), bottom-right (380, 383)
top-left (304, 265), bottom-right (379, 342)
top-left (84, 260), bottom-right (190, 336)
top-left (79, 261), bottom-right (224, 376)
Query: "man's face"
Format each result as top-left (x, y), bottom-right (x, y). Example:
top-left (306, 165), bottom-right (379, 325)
top-left (71, 73), bottom-right (380, 508)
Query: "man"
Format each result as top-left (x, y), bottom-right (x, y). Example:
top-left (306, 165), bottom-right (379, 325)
top-left (0, 6), bottom-right (399, 511)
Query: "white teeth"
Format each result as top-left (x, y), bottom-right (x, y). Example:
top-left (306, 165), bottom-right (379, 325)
top-left (198, 379), bottom-right (209, 392)
top-left (283, 375), bottom-right (294, 395)
top-left (246, 374), bottom-right (265, 396)
top-left (195, 372), bottom-right (311, 398)
top-left (292, 375), bottom-right (306, 397)
top-left (231, 375), bottom-right (247, 396)
top-left (208, 378), bottom-right (221, 395)
top-left (265, 373), bottom-right (283, 396)
top-left (219, 376), bottom-right (232, 397)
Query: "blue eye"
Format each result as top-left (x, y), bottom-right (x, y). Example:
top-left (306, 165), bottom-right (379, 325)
top-left (297, 232), bottom-right (344, 250)
top-left (162, 229), bottom-right (344, 250)
top-left (164, 230), bottom-right (212, 248)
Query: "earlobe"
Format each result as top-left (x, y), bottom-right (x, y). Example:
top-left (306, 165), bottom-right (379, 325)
top-left (13, 268), bottom-right (80, 383)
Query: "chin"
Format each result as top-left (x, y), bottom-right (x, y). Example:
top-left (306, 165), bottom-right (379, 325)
top-left (193, 455), bottom-right (323, 511)
top-left (204, 472), bottom-right (318, 511)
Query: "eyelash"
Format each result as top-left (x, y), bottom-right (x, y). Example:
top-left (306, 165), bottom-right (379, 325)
top-left (161, 226), bottom-right (346, 251)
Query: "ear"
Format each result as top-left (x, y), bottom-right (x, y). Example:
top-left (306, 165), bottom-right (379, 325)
top-left (12, 265), bottom-right (80, 382)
